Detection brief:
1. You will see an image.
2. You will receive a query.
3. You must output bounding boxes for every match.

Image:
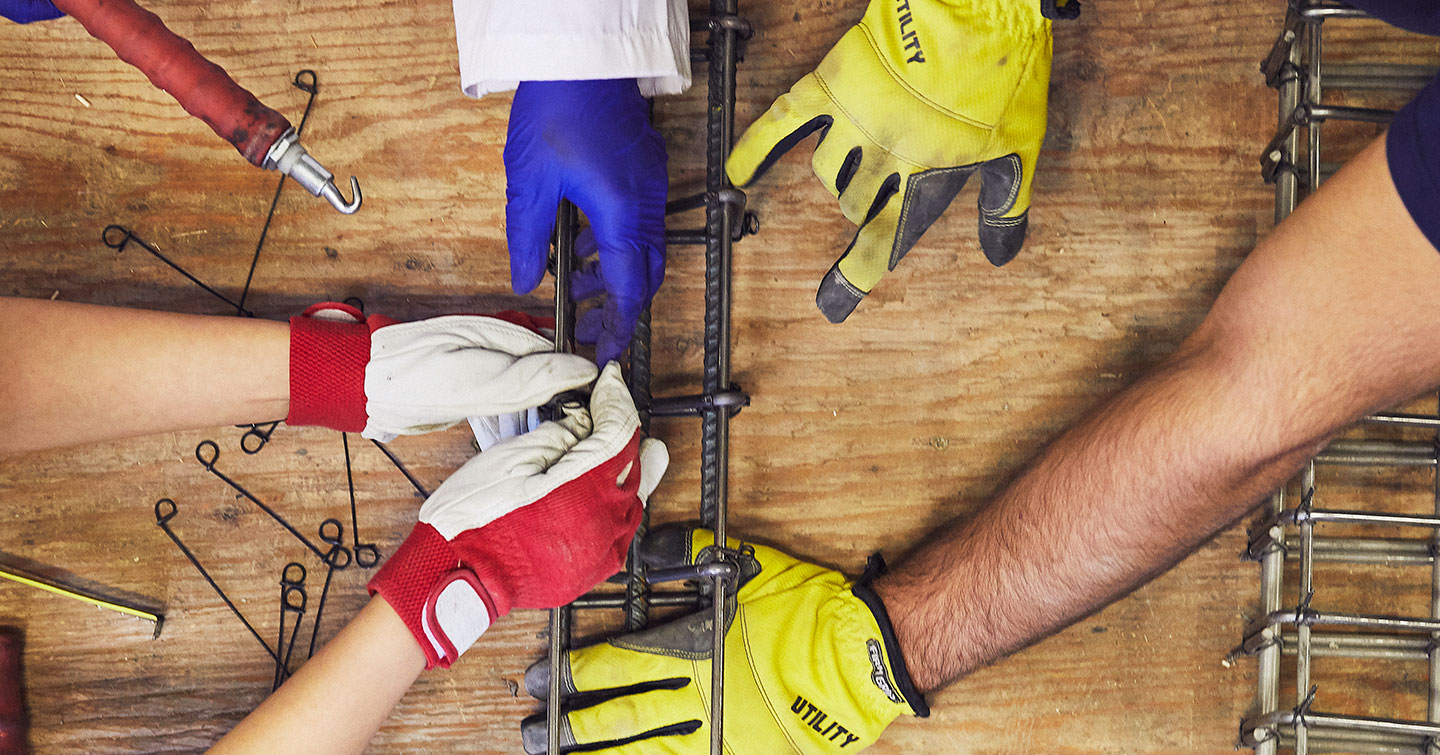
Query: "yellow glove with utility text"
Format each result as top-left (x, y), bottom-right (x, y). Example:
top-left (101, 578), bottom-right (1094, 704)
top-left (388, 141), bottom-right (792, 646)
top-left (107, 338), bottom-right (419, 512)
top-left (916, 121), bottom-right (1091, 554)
top-left (521, 526), bottom-right (928, 753)
top-left (727, 0), bottom-right (1074, 323)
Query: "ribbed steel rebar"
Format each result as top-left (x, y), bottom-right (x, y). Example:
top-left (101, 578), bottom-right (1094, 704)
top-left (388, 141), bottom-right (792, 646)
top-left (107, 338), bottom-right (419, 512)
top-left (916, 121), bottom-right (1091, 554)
top-left (546, 200), bottom-right (579, 755)
top-left (624, 308), bottom-right (654, 631)
top-left (702, 4), bottom-right (741, 752)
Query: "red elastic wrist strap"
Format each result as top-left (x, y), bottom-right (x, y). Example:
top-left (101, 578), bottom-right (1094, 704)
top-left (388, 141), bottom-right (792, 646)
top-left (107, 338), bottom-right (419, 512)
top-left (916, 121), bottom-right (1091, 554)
top-left (286, 303), bottom-right (371, 432)
top-left (368, 523), bottom-right (463, 669)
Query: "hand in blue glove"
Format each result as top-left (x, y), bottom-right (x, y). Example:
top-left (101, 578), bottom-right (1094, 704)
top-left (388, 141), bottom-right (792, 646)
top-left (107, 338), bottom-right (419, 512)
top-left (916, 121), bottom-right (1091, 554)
top-left (504, 79), bottom-right (668, 366)
top-left (2, 0), bottom-right (62, 23)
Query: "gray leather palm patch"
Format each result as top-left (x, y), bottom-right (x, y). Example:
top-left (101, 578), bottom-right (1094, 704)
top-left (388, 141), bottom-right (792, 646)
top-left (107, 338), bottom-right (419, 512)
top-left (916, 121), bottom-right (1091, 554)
top-left (816, 264), bottom-right (867, 323)
top-left (891, 154), bottom-right (1029, 269)
top-left (891, 165), bottom-right (979, 270)
top-left (611, 610), bottom-right (725, 659)
top-left (977, 154), bottom-right (1027, 266)
top-left (521, 712), bottom-right (576, 755)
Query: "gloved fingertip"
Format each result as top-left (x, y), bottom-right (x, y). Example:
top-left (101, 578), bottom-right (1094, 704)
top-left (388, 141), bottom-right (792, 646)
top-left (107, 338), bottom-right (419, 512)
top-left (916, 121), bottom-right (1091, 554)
top-left (511, 265), bottom-right (547, 296)
top-left (575, 226), bottom-right (599, 260)
top-left (506, 197), bottom-right (560, 294)
top-left (815, 265), bottom-right (865, 323)
top-left (637, 524), bottom-right (699, 569)
top-left (570, 260), bottom-right (607, 302)
top-left (522, 656), bottom-right (552, 699)
top-left (978, 212), bottom-right (1029, 267)
top-left (519, 715), bottom-right (548, 755)
top-left (575, 308), bottom-right (605, 345)
top-left (596, 303), bottom-right (640, 366)
top-left (594, 333), bottom-right (626, 368)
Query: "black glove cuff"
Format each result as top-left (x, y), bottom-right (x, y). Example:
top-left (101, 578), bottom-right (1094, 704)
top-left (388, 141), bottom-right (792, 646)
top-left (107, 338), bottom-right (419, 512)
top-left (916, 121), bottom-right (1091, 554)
top-left (852, 554), bottom-right (931, 718)
top-left (1042, 0), bottom-right (1081, 20)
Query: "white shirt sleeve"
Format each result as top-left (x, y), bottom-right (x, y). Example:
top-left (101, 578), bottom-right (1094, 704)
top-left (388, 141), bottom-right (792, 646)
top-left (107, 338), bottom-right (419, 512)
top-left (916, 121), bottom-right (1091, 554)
top-left (453, 0), bottom-right (691, 99)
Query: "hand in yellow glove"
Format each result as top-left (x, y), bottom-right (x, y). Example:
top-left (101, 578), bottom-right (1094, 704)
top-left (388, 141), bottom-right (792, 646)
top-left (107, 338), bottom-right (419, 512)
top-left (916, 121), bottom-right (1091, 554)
top-left (520, 526), bottom-right (928, 753)
top-left (727, 0), bottom-right (1073, 322)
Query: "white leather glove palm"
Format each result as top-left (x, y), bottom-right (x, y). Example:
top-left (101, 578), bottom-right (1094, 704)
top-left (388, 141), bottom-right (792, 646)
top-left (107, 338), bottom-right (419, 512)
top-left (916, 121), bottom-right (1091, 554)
top-left (286, 302), bottom-right (597, 443)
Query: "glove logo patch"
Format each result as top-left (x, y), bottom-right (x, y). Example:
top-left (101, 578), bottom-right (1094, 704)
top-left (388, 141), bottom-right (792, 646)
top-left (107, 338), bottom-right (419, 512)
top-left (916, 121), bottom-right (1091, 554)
top-left (867, 639), bottom-right (903, 704)
top-left (790, 696), bottom-right (861, 747)
top-left (894, 0), bottom-right (926, 64)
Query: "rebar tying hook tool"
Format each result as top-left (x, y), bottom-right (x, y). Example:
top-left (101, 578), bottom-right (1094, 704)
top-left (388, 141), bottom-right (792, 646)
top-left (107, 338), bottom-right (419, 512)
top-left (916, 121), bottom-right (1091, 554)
top-left (262, 129), bottom-right (362, 215)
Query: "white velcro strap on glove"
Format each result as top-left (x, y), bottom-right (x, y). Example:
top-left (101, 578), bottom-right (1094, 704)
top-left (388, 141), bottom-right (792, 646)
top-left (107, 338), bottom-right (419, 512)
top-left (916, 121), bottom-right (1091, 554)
top-left (422, 570), bottom-right (495, 667)
top-left (420, 362), bottom-right (642, 540)
top-left (636, 437), bottom-right (668, 507)
top-left (361, 315), bottom-right (599, 442)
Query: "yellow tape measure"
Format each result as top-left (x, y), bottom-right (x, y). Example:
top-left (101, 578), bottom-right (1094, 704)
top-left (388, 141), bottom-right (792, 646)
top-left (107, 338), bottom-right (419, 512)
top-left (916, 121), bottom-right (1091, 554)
top-left (0, 566), bottom-right (163, 635)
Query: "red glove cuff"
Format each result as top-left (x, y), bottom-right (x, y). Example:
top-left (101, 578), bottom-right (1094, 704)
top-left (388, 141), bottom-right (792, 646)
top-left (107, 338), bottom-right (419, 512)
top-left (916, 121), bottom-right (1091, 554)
top-left (286, 302), bottom-right (371, 432)
top-left (369, 523), bottom-right (498, 669)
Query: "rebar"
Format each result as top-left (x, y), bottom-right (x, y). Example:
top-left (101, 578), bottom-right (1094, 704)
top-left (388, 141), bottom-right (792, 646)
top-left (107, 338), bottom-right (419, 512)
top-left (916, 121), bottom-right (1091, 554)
top-left (1241, 7), bottom-right (1440, 752)
top-left (546, 199), bottom-right (578, 755)
top-left (540, 5), bottom-right (751, 751)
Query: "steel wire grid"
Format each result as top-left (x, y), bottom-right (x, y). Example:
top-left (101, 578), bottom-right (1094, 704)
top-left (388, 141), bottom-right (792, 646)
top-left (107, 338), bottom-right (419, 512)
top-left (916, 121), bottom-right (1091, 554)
top-left (1239, 4), bottom-right (1440, 752)
top-left (543, 3), bottom-right (753, 753)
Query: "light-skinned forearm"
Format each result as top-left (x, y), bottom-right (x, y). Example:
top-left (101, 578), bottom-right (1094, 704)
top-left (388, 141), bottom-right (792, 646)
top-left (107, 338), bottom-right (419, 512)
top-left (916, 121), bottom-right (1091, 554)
top-left (876, 135), bottom-right (1440, 692)
top-left (209, 597), bottom-right (425, 754)
top-left (0, 298), bottom-right (288, 455)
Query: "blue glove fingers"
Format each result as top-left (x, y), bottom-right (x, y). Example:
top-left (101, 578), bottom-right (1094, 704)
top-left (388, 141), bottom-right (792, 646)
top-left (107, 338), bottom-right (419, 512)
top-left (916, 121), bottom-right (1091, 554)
top-left (593, 296), bottom-right (641, 366)
top-left (504, 83), bottom-right (571, 295)
top-left (504, 181), bottom-right (563, 295)
top-left (575, 226), bottom-right (599, 261)
top-left (574, 299), bottom-right (640, 367)
top-left (568, 228), bottom-right (605, 300)
top-left (556, 81), bottom-right (667, 364)
top-left (571, 259), bottom-right (606, 302)
top-left (505, 78), bottom-right (667, 361)
top-left (2, 0), bottom-right (62, 22)
top-left (575, 308), bottom-right (605, 346)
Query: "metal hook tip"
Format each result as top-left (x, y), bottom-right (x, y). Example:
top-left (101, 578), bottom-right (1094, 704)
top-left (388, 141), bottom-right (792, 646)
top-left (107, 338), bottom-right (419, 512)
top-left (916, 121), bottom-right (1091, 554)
top-left (322, 177), bottom-right (362, 215)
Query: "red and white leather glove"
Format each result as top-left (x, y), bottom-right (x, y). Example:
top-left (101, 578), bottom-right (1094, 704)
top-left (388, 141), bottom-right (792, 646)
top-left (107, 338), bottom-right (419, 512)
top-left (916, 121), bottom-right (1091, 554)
top-left (367, 363), bottom-right (668, 669)
top-left (286, 302), bottom-right (599, 443)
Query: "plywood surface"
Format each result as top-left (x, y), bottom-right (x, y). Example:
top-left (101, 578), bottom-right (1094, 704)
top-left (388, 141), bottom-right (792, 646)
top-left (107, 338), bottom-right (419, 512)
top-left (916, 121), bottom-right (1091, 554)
top-left (2, 0), bottom-right (1438, 752)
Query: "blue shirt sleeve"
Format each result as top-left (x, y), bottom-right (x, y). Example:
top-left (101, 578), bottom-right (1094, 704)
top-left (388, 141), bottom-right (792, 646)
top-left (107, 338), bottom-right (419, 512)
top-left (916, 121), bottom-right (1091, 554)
top-left (1343, 0), bottom-right (1440, 36)
top-left (1387, 71), bottom-right (1440, 252)
top-left (1353, 2), bottom-right (1440, 249)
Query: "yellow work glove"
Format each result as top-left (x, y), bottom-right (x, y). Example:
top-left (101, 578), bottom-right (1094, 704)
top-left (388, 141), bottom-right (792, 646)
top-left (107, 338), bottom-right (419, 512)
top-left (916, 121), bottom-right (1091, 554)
top-left (727, 0), bottom-right (1071, 323)
top-left (520, 526), bottom-right (928, 753)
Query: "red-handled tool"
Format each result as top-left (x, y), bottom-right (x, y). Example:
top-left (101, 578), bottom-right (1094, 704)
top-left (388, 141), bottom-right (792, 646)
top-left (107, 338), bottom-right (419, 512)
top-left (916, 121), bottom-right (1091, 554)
top-left (0, 629), bottom-right (27, 755)
top-left (49, 0), bottom-right (361, 214)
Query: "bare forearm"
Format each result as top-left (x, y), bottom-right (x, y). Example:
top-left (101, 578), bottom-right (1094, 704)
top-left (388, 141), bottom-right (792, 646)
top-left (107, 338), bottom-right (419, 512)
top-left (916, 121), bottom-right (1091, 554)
top-left (877, 135), bottom-right (1440, 692)
top-left (0, 298), bottom-right (288, 455)
top-left (209, 598), bottom-right (425, 754)
top-left (877, 350), bottom-right (1326, 690)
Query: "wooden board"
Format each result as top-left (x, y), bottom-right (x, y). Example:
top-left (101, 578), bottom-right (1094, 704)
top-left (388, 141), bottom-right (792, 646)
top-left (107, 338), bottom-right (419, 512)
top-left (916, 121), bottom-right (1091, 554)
top-left (2, 0), bottom-right (1439, 752)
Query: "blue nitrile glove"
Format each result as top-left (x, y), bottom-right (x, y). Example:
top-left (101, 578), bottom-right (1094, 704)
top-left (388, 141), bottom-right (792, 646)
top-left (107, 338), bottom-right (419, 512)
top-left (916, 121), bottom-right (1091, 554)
top-left (570, 227), bottom-right (636, 355)
top-left (504, 79), bottom-right (668, 366)
top-left (1, 0), bottom-right (62, 23)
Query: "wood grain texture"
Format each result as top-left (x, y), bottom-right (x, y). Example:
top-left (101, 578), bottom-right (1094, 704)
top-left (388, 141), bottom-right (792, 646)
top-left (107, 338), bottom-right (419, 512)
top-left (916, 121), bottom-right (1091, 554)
top-left (2, 0), bottom-right (1439, 752)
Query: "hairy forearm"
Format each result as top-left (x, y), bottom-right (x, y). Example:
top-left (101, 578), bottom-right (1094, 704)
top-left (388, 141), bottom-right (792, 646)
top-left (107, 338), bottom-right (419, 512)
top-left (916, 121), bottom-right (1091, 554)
top-left (877, 135), bottom-right (1440, 692)
top-left (0, 298), bottom-right (288, 455)
top-left (877, 346), bottom-right (1326, 690)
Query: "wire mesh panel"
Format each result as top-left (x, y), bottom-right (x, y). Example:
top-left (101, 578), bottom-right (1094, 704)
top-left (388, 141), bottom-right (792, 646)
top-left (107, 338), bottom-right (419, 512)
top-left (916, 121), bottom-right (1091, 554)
top-left (1238, 4), bottom-right (1440, 752)
top-left (543, 4), bottom-right (755, 753)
